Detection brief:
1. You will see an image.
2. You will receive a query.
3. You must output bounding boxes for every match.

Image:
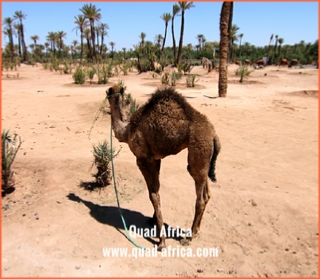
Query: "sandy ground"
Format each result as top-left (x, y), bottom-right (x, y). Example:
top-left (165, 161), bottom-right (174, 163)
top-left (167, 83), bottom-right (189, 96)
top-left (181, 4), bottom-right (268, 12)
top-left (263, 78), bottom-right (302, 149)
top-left (1, 63), bottom-right (318, 277)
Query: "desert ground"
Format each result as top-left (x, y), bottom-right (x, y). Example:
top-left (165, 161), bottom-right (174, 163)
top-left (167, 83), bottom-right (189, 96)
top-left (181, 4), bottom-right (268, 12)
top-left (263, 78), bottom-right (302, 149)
top-left (1, 62), bottom-right (318, 277)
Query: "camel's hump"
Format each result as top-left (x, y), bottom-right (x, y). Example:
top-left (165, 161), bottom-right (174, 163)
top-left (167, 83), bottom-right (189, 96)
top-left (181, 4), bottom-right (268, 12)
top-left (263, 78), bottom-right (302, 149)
top-left (145, 87), bottom-right (191, 109)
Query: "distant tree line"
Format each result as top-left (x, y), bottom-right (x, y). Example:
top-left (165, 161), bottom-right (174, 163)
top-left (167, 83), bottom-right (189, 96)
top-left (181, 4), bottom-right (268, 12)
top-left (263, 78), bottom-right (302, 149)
top-left (2, 2), bottom-right (318, 66)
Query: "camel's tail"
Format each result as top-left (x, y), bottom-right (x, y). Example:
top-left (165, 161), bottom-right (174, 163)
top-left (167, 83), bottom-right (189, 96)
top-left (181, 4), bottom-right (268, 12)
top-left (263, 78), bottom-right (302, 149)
top-left (208, 134), bottom-right (221, 182)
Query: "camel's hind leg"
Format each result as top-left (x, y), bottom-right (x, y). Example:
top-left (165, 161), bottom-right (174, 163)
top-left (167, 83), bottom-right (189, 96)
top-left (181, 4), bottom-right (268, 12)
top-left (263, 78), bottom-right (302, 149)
top-left (136, 157), bottom-right (165, 250)
top-left (187, 147), bottom-right (212, 238)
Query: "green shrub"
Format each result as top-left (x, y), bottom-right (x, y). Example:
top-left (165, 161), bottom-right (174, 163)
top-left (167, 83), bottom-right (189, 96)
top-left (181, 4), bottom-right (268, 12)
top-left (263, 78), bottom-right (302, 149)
top-left (90, 140), bottom-right (120, 187)
top-left (73, 67), bottom-right (87, 84)
top-left (119, 62), bottom-right (131, 75)
top-left (154, 66), bottom-right (163, 74)
top-left (2, 129), bottom-right (23, 194)
top-left (161, 71), bottom-right (170, 85)
top-left (186, 74), bottom-right (198, 87)
top-left (87, 67), bottom-right (96, 84)
top-left (235, 64), bottom-right (253, 83)
top-left (96, 64), bottom-right (109, 84)
top-left (62, 61), bottom-right (72, 74)
top-left (171, 70), bottom-right (183, 86)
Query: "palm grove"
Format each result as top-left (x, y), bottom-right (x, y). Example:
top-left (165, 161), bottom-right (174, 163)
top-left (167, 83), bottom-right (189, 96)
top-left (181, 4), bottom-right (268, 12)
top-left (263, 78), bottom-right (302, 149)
top-left (2, 3), bottom-right (318, 71)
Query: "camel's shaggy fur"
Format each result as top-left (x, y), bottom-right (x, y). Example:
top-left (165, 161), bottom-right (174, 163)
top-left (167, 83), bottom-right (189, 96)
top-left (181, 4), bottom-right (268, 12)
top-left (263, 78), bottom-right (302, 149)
top-left (107, 85), bottom-right (221, 250)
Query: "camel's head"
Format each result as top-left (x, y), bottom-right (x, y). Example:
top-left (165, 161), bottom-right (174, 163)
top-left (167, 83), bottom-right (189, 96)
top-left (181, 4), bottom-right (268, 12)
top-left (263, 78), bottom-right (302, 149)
top-left (107, 85), bottom-right (124, 100)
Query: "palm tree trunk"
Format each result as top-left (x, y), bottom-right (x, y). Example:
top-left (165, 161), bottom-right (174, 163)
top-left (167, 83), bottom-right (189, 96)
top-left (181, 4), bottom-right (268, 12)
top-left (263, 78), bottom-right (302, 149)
top-left (172, 17), bottom-right (177, 62)
top-left (161, 23), bottom-right (168, 55)
top-left (218, 2), bottom-right (233, 97)
top-left (176, 10), bottom-right (185, 66)
top-left (100, 34), bottom-right (104, 56)
top-left (17, 30), bottom-right (22, 58)
top-left (80, 30), bottom-right (84, 64)
top-left (90, 21), bottom-right (97, 62)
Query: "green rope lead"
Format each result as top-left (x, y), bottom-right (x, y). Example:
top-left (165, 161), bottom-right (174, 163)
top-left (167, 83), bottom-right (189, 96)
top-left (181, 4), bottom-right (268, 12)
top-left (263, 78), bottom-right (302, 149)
top-left (110, 123), bottom-right (147, 250)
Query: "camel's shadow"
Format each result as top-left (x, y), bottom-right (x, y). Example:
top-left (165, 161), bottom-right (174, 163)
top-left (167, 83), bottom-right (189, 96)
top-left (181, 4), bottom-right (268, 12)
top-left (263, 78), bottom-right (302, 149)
top-left (67, 193), bottom-right (185, 246)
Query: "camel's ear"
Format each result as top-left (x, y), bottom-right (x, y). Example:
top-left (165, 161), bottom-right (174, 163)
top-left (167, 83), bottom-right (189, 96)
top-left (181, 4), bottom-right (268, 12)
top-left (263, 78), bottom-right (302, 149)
top-left (107, 87), bottom-right (114, 97)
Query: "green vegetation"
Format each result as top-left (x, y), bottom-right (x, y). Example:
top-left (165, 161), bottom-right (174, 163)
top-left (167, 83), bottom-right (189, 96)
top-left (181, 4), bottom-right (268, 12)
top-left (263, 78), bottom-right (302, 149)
top-left (90, 140), bottom-right (120, 187)
top-left (2, 4), bottom-right (318, 70)
top-left (72, 66), bottom-right (86, 84)
top-left (2, 129), bottom-right (23, 194)
top-left (235, 64), bottom-right (253, 83)
top-left (186, 74), bottom-right (198, 87)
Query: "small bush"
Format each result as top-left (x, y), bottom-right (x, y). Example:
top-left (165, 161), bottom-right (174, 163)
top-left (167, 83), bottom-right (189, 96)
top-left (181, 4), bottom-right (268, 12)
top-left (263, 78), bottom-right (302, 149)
top-left (73, 67), bottom-right (87, 84)
top-left (235, 64), bottom-right (253, 83)
top-left (2, 129), bottom-right (23, 195)
top-left (186, 74), bottom-right (198, 87)
top-left (154, 66), bottom-right (163, 74)
top-left (62, 61), bottom-right (72, 74)
top-left (150, 72), bottom-right (158, 79)
top-left (117, 80), bottom-right (127, 92)
top-left (161, 71), bottom-right (170, 85)
top-left (91, 140), bottom-right (120, 187)
top-left (119, 62), bottom-right (131, 75)
top-left (96, 64), bottom-right (109, 84)
top-left (171, 70), bottom-right (183, 86)
top-left (183, 62), bottom-right (194, 74)
top-left (87, 67), bottom-right (96, 84)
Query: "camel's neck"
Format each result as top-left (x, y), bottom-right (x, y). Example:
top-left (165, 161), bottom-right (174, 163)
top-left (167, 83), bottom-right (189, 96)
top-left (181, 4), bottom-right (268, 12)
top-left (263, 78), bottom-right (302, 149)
top-left (108, 97), bottom-right (129, 143)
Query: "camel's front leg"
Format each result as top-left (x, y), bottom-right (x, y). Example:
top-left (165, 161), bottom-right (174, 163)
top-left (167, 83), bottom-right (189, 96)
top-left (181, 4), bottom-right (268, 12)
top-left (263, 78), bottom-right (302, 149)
top-left (136, 158), bottom-right (165, 250)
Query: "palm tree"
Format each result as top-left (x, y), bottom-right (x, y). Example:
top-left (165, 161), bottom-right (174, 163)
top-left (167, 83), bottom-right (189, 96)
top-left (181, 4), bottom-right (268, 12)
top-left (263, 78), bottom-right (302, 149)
top-left (160, 13), bottom-right (172, 55)
top-left (176, 1), bottom-right (195, 66)
top-left (13, 23), bottom-right (22, 58)
top-left (13, 11), bottom-right (28, 62)
top-left (30, 35), bottom-right (39, 45)
top-left (154, 34), bottom-right (163, 48)
top-left (46, 31), bottom-right (57, 57)
top-left (80, 3), bottom-right (101, 62)
top-left (238, 33), bottom-right (243, 59)
top-left (3, 17), bottom-right (15, 60)
top-left (98, 23), bottom-right (109, 55)
top-left (201, 35), bottom-right (206, 52)
top-left (109, 41), bottom-right (115, 60)
top-left (83, 28), bottom-right (92, 60)
top-left (57, 31), bottom-right (66, 58)
top-left (278, 38), bottom-right (284, 58)
top-left (44, 42), bottom-right (49, 57)
top-left (272, 34), bottom-right (279, 64)
top-left (229, 24), bottom-right (239, 62)
top-left (71, 40), bottom-right (78, 59)
top-left (266, 34), bottom-right (274, 65)
top-left (196, 34), bottom-right (204, 52)
top-left (95, 25), bottom-right (100, 53)
top-left (122, 47), bottom-right (126, 59)
top-left (171, 4), bottom-right (181, 63)
top-left (218, 1), bottom-right (233, 98)
top-left (73, 14), bottom-right (87, 64)
top-left (139, 32), bottom-right (146, 47)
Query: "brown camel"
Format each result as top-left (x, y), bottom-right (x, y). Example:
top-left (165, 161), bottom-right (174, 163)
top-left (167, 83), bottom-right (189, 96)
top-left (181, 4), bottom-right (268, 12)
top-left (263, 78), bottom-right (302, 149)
top-left (106, 85), bottom-right (221, 250)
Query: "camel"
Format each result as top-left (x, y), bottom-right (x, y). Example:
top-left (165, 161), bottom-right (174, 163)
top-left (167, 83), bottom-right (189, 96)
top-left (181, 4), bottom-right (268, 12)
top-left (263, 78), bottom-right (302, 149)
top-left (279, 58), bottom-right (288, 66)
top-left (106, 85), bottom-right (221, 250)
top-left (288, 59), bottom-right (300, 68)
top-left (201, 57), bottom-right (213, 72)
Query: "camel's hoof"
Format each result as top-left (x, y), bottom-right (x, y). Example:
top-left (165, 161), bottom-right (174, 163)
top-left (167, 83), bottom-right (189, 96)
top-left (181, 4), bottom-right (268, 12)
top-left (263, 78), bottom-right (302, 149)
top-left (192, 232), bottom-right (200, 239)
top-left (157, 243), bottom-right (166, 252)
top-left (180, 238), bottom-right (191, 246)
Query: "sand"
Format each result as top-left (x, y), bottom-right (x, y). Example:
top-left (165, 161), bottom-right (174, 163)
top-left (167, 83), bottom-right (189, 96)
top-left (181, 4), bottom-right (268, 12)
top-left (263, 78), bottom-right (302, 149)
top-left (1, 63), bottom-right (318, 277)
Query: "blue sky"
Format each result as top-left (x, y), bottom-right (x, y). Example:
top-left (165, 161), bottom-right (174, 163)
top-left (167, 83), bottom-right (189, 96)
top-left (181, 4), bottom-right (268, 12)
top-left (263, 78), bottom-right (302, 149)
top-left (2, 1), bottom-right (318, 51)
